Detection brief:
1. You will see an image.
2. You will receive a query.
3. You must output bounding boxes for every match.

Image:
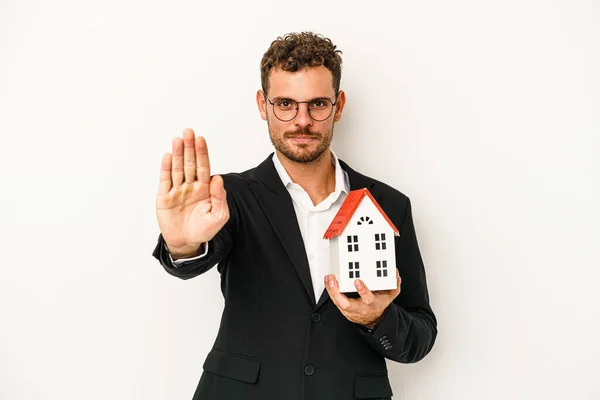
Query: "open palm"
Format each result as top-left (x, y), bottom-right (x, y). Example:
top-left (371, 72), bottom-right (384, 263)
top-left (156, 129), bottom-right (229, 258)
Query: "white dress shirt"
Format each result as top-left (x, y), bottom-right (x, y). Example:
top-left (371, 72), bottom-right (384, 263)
top-left (168, 151), bottom-right (350, 302)
top-left (272, 151), bottom-right (350, 301)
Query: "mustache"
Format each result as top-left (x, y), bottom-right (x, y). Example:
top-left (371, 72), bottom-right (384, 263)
top-left (284, 128), bottom-right (320, 137)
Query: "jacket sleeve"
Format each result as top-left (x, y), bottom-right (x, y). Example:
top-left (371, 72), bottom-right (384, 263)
top-left (151, 187), bottom-right (237, 280)
top-left (354, 197), bottom-right (437, 363)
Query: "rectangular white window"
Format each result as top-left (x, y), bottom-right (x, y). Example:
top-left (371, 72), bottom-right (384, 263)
top-left (349, 262), bottom-right (360, 279)
top-left (376, 260), bottom-right (388, 277)
top-left (375, 233), bottom-right (387, 250)
top-left (347, 235), bottom-right (359, 252)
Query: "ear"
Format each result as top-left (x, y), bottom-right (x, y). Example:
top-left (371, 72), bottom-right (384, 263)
top-left (256, 90), bottom-right (268, 121)
top-left (333, 90), bottom-right (346, 122)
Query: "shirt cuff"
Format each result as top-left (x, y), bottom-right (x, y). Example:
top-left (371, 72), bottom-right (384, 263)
top-left (165, 242), bottom-right (209, 266)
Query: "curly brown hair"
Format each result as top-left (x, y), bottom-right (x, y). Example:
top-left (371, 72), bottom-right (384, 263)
top-left (260, 32), bottom-right (343, 96)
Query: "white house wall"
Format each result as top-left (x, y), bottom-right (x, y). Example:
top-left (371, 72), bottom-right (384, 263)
top-left (329, 236), bottom-right (340, 287)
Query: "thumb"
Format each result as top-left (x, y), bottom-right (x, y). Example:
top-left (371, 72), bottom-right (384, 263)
top-left (210, 175), bottom-right (228, 216)
top-left (354, 279), bottom-right (375, 305)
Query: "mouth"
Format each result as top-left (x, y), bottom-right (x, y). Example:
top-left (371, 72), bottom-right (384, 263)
top-left (287, 135), bottom-right (319, 144)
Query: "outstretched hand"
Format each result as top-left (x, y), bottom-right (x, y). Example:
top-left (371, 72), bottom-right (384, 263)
top-left (324, 270), bottom-right (401, 329)
top-left (156, 128), bottom-right (229, 259)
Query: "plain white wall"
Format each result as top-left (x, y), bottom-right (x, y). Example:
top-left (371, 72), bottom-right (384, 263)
top-left (1, 0), bottom-right (599, 399)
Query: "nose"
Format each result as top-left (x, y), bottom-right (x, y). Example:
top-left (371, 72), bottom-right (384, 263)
top-left (293, 103), bottom-right (313, 128)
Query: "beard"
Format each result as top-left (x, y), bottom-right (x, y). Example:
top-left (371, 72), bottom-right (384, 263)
top-left (268, 123), bottom-right (334, 164)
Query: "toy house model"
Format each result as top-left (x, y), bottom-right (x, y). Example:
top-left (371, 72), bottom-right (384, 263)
top-left (323, 188), bottom-right (399, 293)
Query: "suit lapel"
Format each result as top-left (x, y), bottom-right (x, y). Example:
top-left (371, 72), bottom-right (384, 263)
top-left (250, 155), bottom-right (317, 306)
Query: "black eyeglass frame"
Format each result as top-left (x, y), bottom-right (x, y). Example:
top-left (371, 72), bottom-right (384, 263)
top-left (265, 93), bottom-right (339, 122)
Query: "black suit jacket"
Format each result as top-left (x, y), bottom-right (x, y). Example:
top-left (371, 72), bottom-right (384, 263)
top-left (152, 154), bottom-right (437, 400)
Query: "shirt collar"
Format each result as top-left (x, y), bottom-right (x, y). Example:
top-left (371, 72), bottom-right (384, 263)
top-left (272, 150), bottom-right (350, 195)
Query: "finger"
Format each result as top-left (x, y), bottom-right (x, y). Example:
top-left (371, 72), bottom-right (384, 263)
top-left (209, 175), bottom-right (228, 219)
top-left (324, 275), bottom-right (354, 311)
top-left (354, 279), bottom-right (376, 306)
top-left (158, 153), bottom-right (172, 195)
top-left (171, 137), bottom-right (184, 187)
top-left (195, 136), bottom-right (211, 185)
top-left (183, 128), bottom-right (197, 184)
top-left (395, 269), bottom-right (402, 295)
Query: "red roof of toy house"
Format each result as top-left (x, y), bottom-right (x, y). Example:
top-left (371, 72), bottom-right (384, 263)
top-left (323, 188), bottom-right (399, 239)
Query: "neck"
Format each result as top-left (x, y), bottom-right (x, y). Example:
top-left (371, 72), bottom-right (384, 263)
top-left (276, 149), bottom-right (336, 205)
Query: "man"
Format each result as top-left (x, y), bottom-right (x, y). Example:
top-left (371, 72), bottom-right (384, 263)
top-left (153, 32), bottom-right (437, 400)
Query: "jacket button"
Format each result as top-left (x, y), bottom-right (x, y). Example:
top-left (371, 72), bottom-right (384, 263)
top-left (311, 313), bottom-right (322, 323)
top-left (304, 365), bottom-right (315, 376)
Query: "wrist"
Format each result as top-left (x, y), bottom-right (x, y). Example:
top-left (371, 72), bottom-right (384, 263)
top-left (362, 306), bottom-right (390, 330)
top-left (363, 318), bottom-right (382, 331)
top-left (167, 243), bottom-right (204, 260)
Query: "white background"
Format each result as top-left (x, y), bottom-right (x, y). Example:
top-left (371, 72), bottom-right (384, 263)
top-left (1, 0), bottom-right (599, 399)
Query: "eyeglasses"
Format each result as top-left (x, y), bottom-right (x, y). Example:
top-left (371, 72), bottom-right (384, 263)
top-left (266, 95), bottom-right (338, 122)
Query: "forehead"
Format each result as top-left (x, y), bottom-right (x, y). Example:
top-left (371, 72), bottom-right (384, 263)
top-left (268, 65), bottom-right (335, 99)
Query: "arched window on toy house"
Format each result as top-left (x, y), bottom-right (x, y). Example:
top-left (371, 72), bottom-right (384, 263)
top-left (357, 216), bottom-right (373, 226)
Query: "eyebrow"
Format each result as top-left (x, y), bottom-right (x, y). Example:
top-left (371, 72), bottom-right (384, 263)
top-left (271, 95), bottom-right (335, 102)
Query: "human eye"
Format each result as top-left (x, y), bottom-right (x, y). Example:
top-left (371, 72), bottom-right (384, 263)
top-left (275, 99), bottom-right (295, 109)
top-left (310, 99), bottom-right (329, 108)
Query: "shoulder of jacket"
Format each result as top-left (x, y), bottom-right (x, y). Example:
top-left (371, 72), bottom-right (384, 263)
top-left (216, 166), bottom-right (258, 192)
top-left (340, 158), bottom-right (409, 202)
